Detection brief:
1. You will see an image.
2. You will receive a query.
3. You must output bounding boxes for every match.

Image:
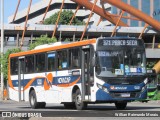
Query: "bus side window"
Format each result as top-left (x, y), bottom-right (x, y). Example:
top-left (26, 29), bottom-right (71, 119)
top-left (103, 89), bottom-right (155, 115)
top-left (57, 50), bottom-right (68, 70)
top-left (35, 53), bottom-right (45, 72)
top-left (25, 55), bottom-right (34, 73)
top-left (69, 48), bottom-right (80, 69)
top-left (10, 58), bottom-right (18, 75)
top-left (47, 53), bottom-right (55, 71)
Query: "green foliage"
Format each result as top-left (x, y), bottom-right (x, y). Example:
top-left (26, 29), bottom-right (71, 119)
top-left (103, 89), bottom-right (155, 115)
top-left (28, 35), bottom-right (57, 50)
top-left (146, 61), bottom-right (157, 69)
top-left (153, 91), bottom-right (160, 100)
top-left (44, 10), bottom-right (85, 25)
top-left (0, 48), bottom-right (21, 85)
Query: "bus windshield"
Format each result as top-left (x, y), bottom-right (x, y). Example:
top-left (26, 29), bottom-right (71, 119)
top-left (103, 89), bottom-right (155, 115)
top-left (95, 48), bottom-right (146, 77)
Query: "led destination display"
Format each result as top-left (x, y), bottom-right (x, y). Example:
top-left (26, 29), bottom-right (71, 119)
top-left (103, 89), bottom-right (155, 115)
top-left (103, 40), bottom-right (138, 46)
top-left (97, 39), bottom-right (144, 48)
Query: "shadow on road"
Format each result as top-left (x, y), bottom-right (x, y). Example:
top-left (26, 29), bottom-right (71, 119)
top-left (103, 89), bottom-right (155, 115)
top-left (17, 104), bottom-right (160, 111)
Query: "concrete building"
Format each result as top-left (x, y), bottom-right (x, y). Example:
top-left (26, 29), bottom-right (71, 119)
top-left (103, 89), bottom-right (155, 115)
top-left (9, 0), bottom-right (160, 27)
top-left (8, 0), bottom-right (111, 26)
top-left (111, 0), bottom-right (160, 55)
top-left (112, 0), bottom-right (160, 27)
top-left (5, 0), bottom-right (160, 60)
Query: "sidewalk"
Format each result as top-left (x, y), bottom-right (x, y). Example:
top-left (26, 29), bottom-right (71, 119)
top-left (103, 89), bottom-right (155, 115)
top-left (1, 99), bottom-right (160, 103)
top-left (0, 100), bottom-right (17, 105)
top-left (0, 99), bottom-right (27, 105)
top-left (0, 91), bottom-right (3, 102)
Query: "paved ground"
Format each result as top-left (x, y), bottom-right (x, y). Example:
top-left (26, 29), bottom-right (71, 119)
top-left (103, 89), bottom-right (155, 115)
top-left (0, 100), bottom-right (160, 120)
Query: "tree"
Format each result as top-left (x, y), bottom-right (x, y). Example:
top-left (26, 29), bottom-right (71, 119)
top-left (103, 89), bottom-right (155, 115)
top-left (1, 10), bottom-right (84, 85)
top-left (0, 48), bottom-right (21, 85)
top-left (28, 35), bottom-right (57, 50)
top-left (44, 10), bottom-right (85, 42)
top-left (44, 10), bottom-right (85, 25)
top-left (0, 35), bottom-right (56, 86)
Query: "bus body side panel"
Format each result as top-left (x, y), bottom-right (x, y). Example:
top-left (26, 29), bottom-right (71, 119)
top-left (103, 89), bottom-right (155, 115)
top-left (9, 75), bottom-right (21, 101)
top-left (9, 87), bottom-right (19, 101)
top-left (9, 70), bottom-right (82, 104)
top-left (90, 74), bottom-right (104, 102)
top-left (8, 40), bottom-right (97, 104)
top-left (50, 69), bottom-right (82, 103)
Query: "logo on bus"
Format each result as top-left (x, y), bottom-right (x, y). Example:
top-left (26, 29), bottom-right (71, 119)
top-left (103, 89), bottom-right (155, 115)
top-left (58, 77), bottom-right (71, 84)
top-left (110, 86), bottom-right (127, 90)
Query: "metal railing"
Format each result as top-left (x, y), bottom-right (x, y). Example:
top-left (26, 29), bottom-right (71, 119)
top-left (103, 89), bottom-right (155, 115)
top-left (0, 40), bottom-right (30, 46)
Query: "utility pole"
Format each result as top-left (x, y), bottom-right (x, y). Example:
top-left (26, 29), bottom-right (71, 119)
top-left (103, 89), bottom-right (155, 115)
top-left (1, 0), bottom-right (4, 100)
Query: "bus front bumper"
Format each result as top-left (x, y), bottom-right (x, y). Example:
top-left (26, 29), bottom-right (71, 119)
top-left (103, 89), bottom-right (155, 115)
top-left (95, 89), bottom-right (147, 102)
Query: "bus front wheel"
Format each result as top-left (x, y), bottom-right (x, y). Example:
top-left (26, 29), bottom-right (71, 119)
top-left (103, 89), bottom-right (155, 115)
top-left (29, 90), bottom-right (39, 109)
top-left (75, 89), bottom-right (87, 110)
top-left (115, 102), bottom-right (127, 110)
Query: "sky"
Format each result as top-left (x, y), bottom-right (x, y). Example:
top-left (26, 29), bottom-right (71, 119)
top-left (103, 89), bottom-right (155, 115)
top-left (1, 0), bottom-right (40, 23)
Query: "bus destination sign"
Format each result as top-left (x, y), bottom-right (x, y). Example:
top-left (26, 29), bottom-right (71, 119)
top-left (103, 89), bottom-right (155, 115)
top-left (102, 40), bottom-right (138, 46)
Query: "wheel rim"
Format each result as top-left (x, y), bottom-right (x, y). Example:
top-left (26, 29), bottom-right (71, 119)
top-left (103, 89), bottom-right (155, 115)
top-left (76, 94), bottom-right (82, 106)
top-left (30, 95), bottom-right (35, 106)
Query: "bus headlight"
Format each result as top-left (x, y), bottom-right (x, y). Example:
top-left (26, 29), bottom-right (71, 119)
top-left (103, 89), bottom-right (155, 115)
top-left (97, 83), bottom-right (109, 93)
top-left (103, 87), bottom-right (109, 93)
top-left (144, 78), bottom-right (148, 84)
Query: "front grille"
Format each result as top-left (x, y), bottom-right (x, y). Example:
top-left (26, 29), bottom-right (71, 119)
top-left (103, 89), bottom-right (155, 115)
top-left (110, 92), bottom-right (139, 98)
top-left (98, 76), bottom-right (146, 85)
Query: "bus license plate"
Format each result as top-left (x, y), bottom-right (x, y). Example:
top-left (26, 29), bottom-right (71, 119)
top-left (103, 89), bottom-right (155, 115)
top-left (121, 93), bottom-right (130, 97)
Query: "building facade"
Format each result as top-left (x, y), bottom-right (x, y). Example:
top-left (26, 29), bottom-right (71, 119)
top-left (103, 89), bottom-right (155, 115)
top-left (6, 0), bottom-right (160, 59)
top-left (8, 0), bottom-right (111, 26)
top-left (111, 0), bottom-right (160, 27)
top-left (8, 0), bottom-right (160, 27)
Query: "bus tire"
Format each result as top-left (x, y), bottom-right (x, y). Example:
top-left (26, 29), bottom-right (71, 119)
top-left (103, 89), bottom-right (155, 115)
top-left (115, 102), bottom-right (127, 110)
top-left (39, 102), bottom-right (46, 108)
top-left (29, 90), bottom-right (39, 109)
top-left (75, 89), bottom-right (87, 110)
top-left (64, 103), bottom-right (75, 109)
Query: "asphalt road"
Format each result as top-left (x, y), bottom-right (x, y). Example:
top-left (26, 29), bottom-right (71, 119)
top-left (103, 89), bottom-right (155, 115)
top-left (0, 100), bottom-right (160, 120)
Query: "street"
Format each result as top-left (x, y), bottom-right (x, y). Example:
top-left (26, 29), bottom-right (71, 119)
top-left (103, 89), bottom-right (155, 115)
top-left (0, 100), bottom-right (160, 119)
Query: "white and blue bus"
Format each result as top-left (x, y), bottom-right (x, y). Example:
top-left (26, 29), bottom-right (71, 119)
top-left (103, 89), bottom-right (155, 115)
top-left (8, 37), bottom-right (153, 110)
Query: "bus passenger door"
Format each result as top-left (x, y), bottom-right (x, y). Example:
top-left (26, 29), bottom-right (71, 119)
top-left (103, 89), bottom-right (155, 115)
top-left (81, 46), bottom-right (91, 101)
top-left (18, 56), bottom-right (25, 101)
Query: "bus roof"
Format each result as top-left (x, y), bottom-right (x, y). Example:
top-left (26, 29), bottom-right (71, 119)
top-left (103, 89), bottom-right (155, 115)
top-left (34, 42), bottom-right (71, 50)
top-left (9, 38), bottom-right (96, 58)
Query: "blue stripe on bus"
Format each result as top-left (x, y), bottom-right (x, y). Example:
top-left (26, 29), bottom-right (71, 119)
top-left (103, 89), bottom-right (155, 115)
top-left (11, 75), bottom-right (81, 87)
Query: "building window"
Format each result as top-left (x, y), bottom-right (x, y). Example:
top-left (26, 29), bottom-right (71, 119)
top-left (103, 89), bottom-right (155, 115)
top-left (153, 1), bottom-right (160, 21)
top-left (121, 0), bottom-right (128, 24)
top-left (141, 0), bottom-right (150, 26)
top-left (130, 0), bottom-right (139, 26)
